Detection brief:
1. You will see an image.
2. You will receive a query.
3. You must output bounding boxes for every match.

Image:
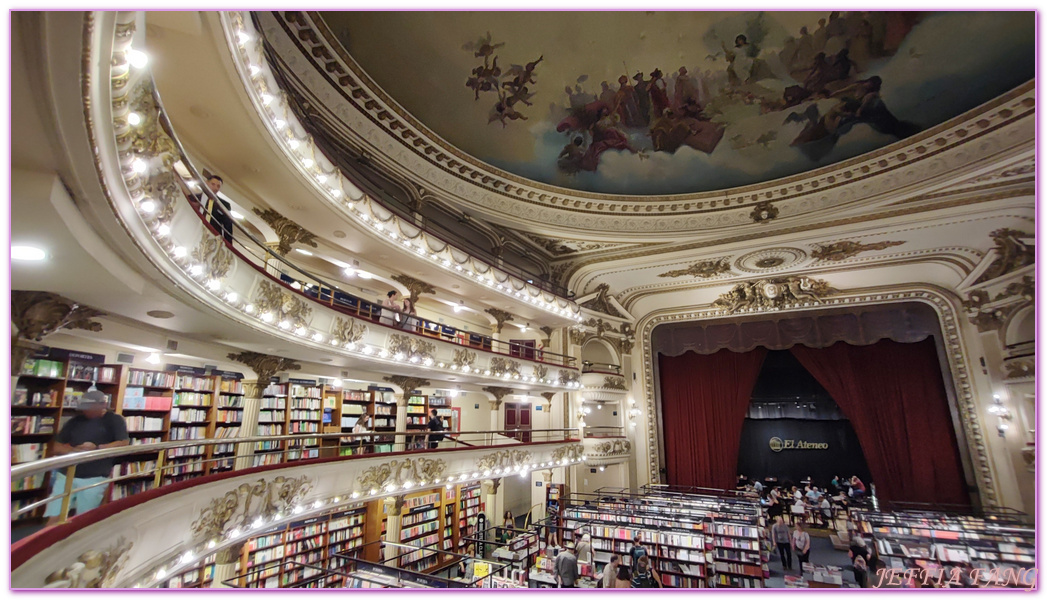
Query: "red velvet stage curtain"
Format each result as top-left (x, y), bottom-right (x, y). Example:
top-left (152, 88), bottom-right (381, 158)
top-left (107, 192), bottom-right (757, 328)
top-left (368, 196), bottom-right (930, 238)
top-left (789, 339), bottom-right (970, 506)
top-left (659, 348), bottom-right (767, 490)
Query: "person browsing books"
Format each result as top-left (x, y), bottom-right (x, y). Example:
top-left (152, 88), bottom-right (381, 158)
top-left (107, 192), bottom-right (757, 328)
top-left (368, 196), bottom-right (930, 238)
top-left (629, 533), bottom-right (648, 566)
top-left (554, 542), bottom-right (578, 588)
top-left (44, 390), bottom-right (129, 525)
top-left (426, 409), bottom-right (445, 449)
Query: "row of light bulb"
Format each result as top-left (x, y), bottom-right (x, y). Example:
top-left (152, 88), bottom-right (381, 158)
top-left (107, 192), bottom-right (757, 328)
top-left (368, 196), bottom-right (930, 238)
top-left (230, 18), bottom-right (582, 322)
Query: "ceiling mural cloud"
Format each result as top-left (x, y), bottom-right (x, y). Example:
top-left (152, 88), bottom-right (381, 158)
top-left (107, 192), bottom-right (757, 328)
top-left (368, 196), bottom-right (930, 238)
top-left (327, 11), bottom-right (1033, 196)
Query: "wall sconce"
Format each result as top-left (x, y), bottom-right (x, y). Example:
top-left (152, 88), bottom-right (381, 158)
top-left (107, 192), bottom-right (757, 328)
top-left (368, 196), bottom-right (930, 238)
top-left (989, 394), bottom-right (1012, 437)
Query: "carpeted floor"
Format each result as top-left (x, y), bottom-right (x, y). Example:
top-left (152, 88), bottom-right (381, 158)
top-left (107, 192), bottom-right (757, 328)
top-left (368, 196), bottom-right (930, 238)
top-left (765, 535), bottom-right (859, 588)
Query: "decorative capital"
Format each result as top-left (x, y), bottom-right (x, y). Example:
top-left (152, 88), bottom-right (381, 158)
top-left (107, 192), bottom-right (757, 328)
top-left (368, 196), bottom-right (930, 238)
top-left (750, 201), bottom-right (779, 223)
top-left (482, 478), bottom-right (501, 495)
top-left (539, 392), bottom-right (556, 405)
top-left (539, 326), bottom-right (555, 345)
top-left (383, 375), bottom-right (430, 394)
top-left (12, 291), bottom-right (105, 342)
top-left (484, 308), bottom-right (515, 333)
top-left (713, 276), bottom-right (838, 314)
top-left (482, 386), bottom-right (514, 403)
top-left (226, 351), bottom-right (301, 384)
top-left (391, 274), bottom-right (436, 303)
top-left (811, 240), bottom-right (905, 262)
top-left (658, 258), bottom-right (731, 279)
top-left (252, 208), bottom-right (319, 255)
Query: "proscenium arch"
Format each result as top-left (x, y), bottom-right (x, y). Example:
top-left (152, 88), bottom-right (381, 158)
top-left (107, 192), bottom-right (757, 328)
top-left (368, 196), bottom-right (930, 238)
top-left (635, 285), bottom-right (999, 509)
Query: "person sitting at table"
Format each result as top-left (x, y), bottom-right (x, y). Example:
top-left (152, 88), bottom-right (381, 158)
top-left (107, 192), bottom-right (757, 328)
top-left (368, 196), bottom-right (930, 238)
top-left (790, 496), bottom-right (806, 525)
top-left (850, 475), bottom-right (867, 498)
top-left (819, 493), bottom-right (833, 528)
top-left (805, 485), bottom-right (821, 503)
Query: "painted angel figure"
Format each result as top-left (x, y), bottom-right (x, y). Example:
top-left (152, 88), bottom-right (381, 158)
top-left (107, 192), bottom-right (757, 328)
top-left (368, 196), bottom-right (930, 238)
top-left (461, 31), bottom-right (505, 59)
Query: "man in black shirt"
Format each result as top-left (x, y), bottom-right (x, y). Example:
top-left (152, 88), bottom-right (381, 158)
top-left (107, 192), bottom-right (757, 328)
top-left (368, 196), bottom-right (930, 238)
top-left (202, 176), bottom-right (234, 244)
top-left (426, 408), bottom-right (445, 449)
top-left (44, 390), bottom-right (129, 525)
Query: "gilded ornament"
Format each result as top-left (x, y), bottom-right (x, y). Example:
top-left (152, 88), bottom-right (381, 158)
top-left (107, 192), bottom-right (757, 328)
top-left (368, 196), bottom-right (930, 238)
top-left (490, 357), bottom-right (522, 378)
top-left (252, 208), bottom-right (320, 255)
top-left (476, 449), bottom-right (533, 473)
top-left (539, 326), bottom-right (554, 346)
top-left (535, 364), bottom-right (549, 381)
top-left (190, 475), bottom-right (313, 544)
top-left (482, 386), bottom-right (514, 403)
top-left (382, 375), bottom-right (431, 394)
top-left (551, 444), bottom-right (585, 462)
top-left (356, 458), bottom-right (446, 492)
top-left (452, 348), bottom-right (477, 370)
top-left (974, 228), bottom-right (1034, 284)
top-left (750, 201), bottom-right (779, 223)
top-left (1004, 358), bottom-right (1034, 380)
top-left (191, 234), bottom-right (235, 281)
top-left (604, 376), bottom-right (627, 391)
top-left (592, 439), bottom-right (631, 456)
top-left (11, 291), bottom-right (104, 373)
top-left (254, 280), bottom-right (312, 331)
top-left (331, 317), bottom-right (367, 345)
top-left (658, 258), bottom-right (731, 279)
top-left (127, 85), bottom-right (179, 170)
top-left (811, 240), bottom-right (905, 262)
top-left (387, 334), bottom-right (436, 362)
top-left (713, 276), bottom-right (837, 313)
top-left (226, 351), bottom-right (301, 384)
top-left (44, 536), bottom-right (133, 589)
top-left (579, 284), bottom-right (625, 318)
top-left (484, 308), bottom-right (515, 333)
top-left (391, 274), bottom-right (436, 303)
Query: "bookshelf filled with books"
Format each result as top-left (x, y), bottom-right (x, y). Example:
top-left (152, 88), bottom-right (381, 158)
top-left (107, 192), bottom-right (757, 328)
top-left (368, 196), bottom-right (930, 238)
top-left (458, 484), bottom-right (482, 551)
top-left (212, 375), bottom-right (245, 473)
top-left (254, 382), bottom-right (288, 467)
top-left (338, 389), bottom-right (371, 456)
top-left (287, 380), bottom-right (322, 461)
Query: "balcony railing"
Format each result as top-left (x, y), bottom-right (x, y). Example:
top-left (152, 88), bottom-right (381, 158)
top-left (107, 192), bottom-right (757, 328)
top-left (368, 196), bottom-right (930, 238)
top-left (150, 84), bottom-right (575, 369)
top-left (581, 361), bottom-right (621, 375)
top-left (10, 428), bottom-right (579, 525)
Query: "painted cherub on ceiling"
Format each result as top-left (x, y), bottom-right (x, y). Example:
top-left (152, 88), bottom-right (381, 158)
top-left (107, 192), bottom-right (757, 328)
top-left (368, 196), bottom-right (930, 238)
top-left (464, 32), bottom-right (543, 128)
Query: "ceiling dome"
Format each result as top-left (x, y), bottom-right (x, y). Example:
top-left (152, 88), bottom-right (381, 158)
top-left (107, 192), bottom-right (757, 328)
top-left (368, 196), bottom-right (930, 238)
top-left (322, 11), bottom-right (1033, 197)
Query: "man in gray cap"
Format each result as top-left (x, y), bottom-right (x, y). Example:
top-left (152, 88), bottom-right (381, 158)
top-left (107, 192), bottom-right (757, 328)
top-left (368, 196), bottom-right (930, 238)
top-left (44, 389), bottom-right (129, 525)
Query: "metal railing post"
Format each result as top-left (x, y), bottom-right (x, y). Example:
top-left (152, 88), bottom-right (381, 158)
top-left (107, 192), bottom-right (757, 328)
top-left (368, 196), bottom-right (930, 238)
top-left (153, 451), bottom-right (166, 489)
top-left (57, 465), bottom-right (77, 524)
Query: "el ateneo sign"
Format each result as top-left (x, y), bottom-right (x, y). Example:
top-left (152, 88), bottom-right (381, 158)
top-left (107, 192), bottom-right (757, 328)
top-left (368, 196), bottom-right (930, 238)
top-left (769, 436), bottom-right (829, 452)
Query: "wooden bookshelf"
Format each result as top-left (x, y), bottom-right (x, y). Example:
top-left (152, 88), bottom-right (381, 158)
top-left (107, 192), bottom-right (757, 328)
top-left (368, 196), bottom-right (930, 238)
top-left (287, 380), bottom-right (322, 461)
top-left (254, 382), bottom-right (288, 466)
top-left (212, 375), bottom-right (245, 473)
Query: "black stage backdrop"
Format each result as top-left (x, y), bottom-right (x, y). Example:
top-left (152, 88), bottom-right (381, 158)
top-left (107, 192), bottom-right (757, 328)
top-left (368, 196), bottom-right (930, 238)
top-left (737, 418), bottom-right (871, 488)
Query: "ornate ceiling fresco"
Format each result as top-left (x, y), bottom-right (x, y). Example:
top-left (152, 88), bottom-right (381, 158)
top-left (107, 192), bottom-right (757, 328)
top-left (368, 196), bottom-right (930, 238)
top-left (322, 11), bottom-right (1032, 196)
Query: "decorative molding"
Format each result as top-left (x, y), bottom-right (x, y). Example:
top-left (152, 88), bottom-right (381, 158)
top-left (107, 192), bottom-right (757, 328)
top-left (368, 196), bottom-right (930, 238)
top-left (558, 370), bottom-right (580, 387)
top-left (590, 439), bottom-right (632, 457)
top-left (733, 247), bottom-right (808, 274)
top-left (539, 392), bottom-right (556, 407)
top-left (713, 276), bottom-right (838, 314)
top-left (190, 475), bottom-right (312, 561)
top-left (451, 348), bottom-right (477, 370)
top-left (331, 316), bottom-right (367, 346)
top-left (658, 258), bottom-right (732, 279)
top-left (489, 357), bottom-right (521, 378)
top-left (139, 170), bottom-right (183, 224)
top-left (43, 536), bottom-right (133, 589)
top-left (191, 233), bottom-right (235, 281)
top-left (482, 386), bottom-right (515, 403)
top-left (356, 457), bottom-right (446, 493)
top-left (251, 207), bottom-right (319, 255)
top-left (974, 228), bottom-right (1034, 284)
top-left (551, 444), bottom-right (585, 463)
top-left (637, 286), bottom-right (1002, 507)
top-left (962, 275), bottom-right (1033, 333)
top-left (603, 376), bottom-right (628, 391)
top-left (568, 327), bottom-right (588, 347)
top-left (127, 85), bottom-right (179, 170)
top-left (523, 233), bottom-right (628, 256)
top-left (382, 375), bottom-right (430, 394)
top-left (254, 280), bottom-right (312, 331)
top-left (535, 364), bottom-right (549, 382)
top-left (811, 240), bottom-right (906, 262)
top-left (484, 308), bottom-right (515, 333)
top-left (226, 351), bottom-right (301, 386)
top-left (1003, 358), bottom-right (1034, 380)
top-left (475, 449), bottom-right (533, 473)
top-left (387, 334), bottom-right (436, 362)
top-left (391, 274), bottom-right (436, 303)
top-left (613, 323), bottom-right (637, 356)
top-left (749, 201), bottom-right (779, 223)
top-left (1021, 446), bottom-right (1034, 473)
top-left (579, 283), bottom-right (625, 318)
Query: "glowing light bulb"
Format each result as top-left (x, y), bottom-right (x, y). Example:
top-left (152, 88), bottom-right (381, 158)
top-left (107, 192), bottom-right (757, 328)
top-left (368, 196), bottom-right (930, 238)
top-left (127, 48), bottom-right (149, 69)
top-left (127, 112), bottom-right (142, 126)
top-left (172, 246), bottom-right (187, 258)
top-left (156, 223), bottom-right (170, 236)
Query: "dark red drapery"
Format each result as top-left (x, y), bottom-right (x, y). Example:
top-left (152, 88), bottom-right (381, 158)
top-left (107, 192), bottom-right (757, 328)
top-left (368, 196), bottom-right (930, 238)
top-left (659, 347), bottom-right (767, 490)
top-left (789, 339), bottom-right (970, 506)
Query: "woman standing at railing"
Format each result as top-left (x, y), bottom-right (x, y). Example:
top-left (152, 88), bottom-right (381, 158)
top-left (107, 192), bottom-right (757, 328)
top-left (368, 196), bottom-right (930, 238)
top-left (380, 291), bottom-right (402, 327)
top-left (400, 297), bottom-right (419, 333)
top-left (352, 415), bottom-right (373, 455)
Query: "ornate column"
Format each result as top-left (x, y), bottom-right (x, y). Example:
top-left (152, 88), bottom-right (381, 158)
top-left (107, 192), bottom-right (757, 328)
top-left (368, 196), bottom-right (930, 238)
top-left (484, 309), bottom-right (515, 339)
top-left (208, 545), bottom-right (243, 588)
top-left (482, 387), bottom-right (514, 437)
top-left (227, 352), bottom-right (301, 469)
top-left (384, 376), bottom-right (430, 452)
top-left (482, 478), bottom-right (501, 537)
top-left (382, 495), bottom-right (405, 562)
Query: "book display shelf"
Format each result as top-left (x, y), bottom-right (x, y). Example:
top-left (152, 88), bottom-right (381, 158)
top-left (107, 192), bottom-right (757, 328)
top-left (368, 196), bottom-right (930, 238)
top-left (458, 484), bottom-right (482, 551)
top-left (853, 510), bottom-right (1035, 588)
top-left (255, 382), bottom-right (288, 467)
top-left (405, 394), bottom-right (429, 450)
top-left (558, 492), bottom-right (768, 588)
top-left (397, 491), bottom-right (444, 572)
top-left (372, 389), bottom-right (398, 452)
top-left (287, 380), bottom-right (322, 461)
top-left (212, 376), bottom-right (245, 473)
top-left (165, 372), bottom-right (216, 484)
top-left (338, 389), bottom-right (370, 455)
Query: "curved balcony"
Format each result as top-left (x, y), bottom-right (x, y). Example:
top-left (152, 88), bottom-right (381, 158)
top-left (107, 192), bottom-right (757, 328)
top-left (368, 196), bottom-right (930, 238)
top-left (216, 12), bottom-right (580, 315)
top-left (88, 13), bottom-right (580, 390)
top-left (11, 428), bottom-right (584, 588)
